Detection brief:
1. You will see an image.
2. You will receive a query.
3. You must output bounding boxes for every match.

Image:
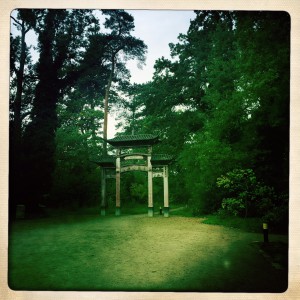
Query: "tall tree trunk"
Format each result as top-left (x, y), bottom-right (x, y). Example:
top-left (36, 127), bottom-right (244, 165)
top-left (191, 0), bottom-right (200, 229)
top-left (10, 20), bottom-right (28, 221)
top-left (90, 101), bottom-right (97, 146)
top-left (22, 10), bottom-right (59, 215)
top-left (103, 54), bottom-right (115, 155)
top-left (131, 109), bottom-right (135, 135)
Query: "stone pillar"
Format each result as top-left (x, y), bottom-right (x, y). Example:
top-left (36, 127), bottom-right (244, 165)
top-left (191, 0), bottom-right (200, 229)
top-left (116, 148), bottom-right (121, 216)
top-left (163, 165), bottom-right (169, 217)
top-left (147, 146), bottom-right (154, 217)
top-left (101, 168), bottom-right (106, 216)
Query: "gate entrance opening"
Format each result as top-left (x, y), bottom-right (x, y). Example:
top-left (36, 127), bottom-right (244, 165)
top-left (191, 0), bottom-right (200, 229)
top-left (96, 134), bottom-right (173, 217)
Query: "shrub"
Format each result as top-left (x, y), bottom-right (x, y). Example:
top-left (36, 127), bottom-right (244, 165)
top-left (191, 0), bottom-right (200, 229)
top-left (221, 197), bottom-right (245, 216)
top-left (217, 168), bottom-right (277, 218)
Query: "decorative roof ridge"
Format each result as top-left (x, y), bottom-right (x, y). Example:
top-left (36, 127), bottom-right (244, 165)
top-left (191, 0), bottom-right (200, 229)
top-left (107, 134), bottom-right (160, 147)
top-left (108, 134), bottom-right (159, 141)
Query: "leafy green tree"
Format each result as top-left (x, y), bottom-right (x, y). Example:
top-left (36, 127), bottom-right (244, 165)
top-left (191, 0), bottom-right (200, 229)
top-left (49, 10), bottom-right (148, 210)
top-left (51, 125), bottom-right (101, 208)
top-left (216, 168), bottom-right (287, 230)
top-left (114, 83), bottom-right (147, 135)
top-left (10, 10), bottom-right (36, 144)
top-left (127, 11), bottom-right (289, 217)
top-left (11, 9), bottom-right (289, 218)
top-left (9, 10), bottom-right (37, 219)
top-left (100, 10), bottom-right (147, 153)
top-left (233, 11), bottom-right (290, 196)
top-left (21, 9), bottom-right (100, 213)
top-left (216, 169), bottom-right (274, 217)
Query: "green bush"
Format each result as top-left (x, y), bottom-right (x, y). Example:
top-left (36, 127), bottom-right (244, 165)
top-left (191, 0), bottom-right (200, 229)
top-left (217, 168), bottom-right (276, 218)
top-left (221, 197), bottom-right (245, 216)
top-left (130, 182), bottom-right (148, 203)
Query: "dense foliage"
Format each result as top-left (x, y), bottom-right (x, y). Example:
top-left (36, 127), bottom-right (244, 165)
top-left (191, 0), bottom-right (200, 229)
top-left (123, 11), bottom-right (289, 227)
top-left (10, 10), bottom-right (289, 228)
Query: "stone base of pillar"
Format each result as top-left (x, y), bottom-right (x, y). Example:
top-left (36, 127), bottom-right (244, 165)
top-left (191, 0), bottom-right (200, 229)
top-left (164, 207), bottom-right (169, 217)
top-left (115, 207), bottom-right (121, 216)
top-left (100, 208), bottom-right (106, 216)
top-left (148, 207), bottom-right (154, 217)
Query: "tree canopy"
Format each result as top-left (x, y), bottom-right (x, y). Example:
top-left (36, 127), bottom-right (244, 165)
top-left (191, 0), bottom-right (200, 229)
top-left (9, 10), bottom-right (289, 229)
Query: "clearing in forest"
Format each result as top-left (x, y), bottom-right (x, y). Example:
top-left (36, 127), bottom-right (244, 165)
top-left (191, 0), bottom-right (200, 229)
top-left (8, 212), bottom-right (288, 292)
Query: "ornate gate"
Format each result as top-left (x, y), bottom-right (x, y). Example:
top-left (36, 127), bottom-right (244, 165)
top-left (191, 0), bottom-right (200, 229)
top-left (96, 134), bottom-right (173, 217)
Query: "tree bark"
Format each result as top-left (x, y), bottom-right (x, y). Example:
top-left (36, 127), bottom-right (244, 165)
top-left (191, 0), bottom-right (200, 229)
top-left (10, 19), bottom-right (29, 220)
top-left (103, 53), bottom-right (116, 155)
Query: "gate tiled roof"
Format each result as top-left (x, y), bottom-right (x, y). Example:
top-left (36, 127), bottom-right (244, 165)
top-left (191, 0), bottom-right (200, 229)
top-left (107, 134), bottom-right (159, 147)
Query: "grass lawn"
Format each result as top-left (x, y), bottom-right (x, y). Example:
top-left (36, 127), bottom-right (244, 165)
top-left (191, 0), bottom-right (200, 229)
top-left (202, 214), bottom-right (262, 233)
top-left (8, 205), bottom-right (288, 292)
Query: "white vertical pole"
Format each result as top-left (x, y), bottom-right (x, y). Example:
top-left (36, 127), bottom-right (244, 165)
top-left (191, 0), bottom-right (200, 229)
top-left (163, 165), bottom-right (169, 217)
top-left (116, 148), bottom-right (121, 216)
top-left (148, 146), bottom-right (153, 217)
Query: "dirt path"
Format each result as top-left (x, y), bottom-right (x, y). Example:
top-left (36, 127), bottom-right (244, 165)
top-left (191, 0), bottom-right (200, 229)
top-left (8, 213), bottom-right (288, 292)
